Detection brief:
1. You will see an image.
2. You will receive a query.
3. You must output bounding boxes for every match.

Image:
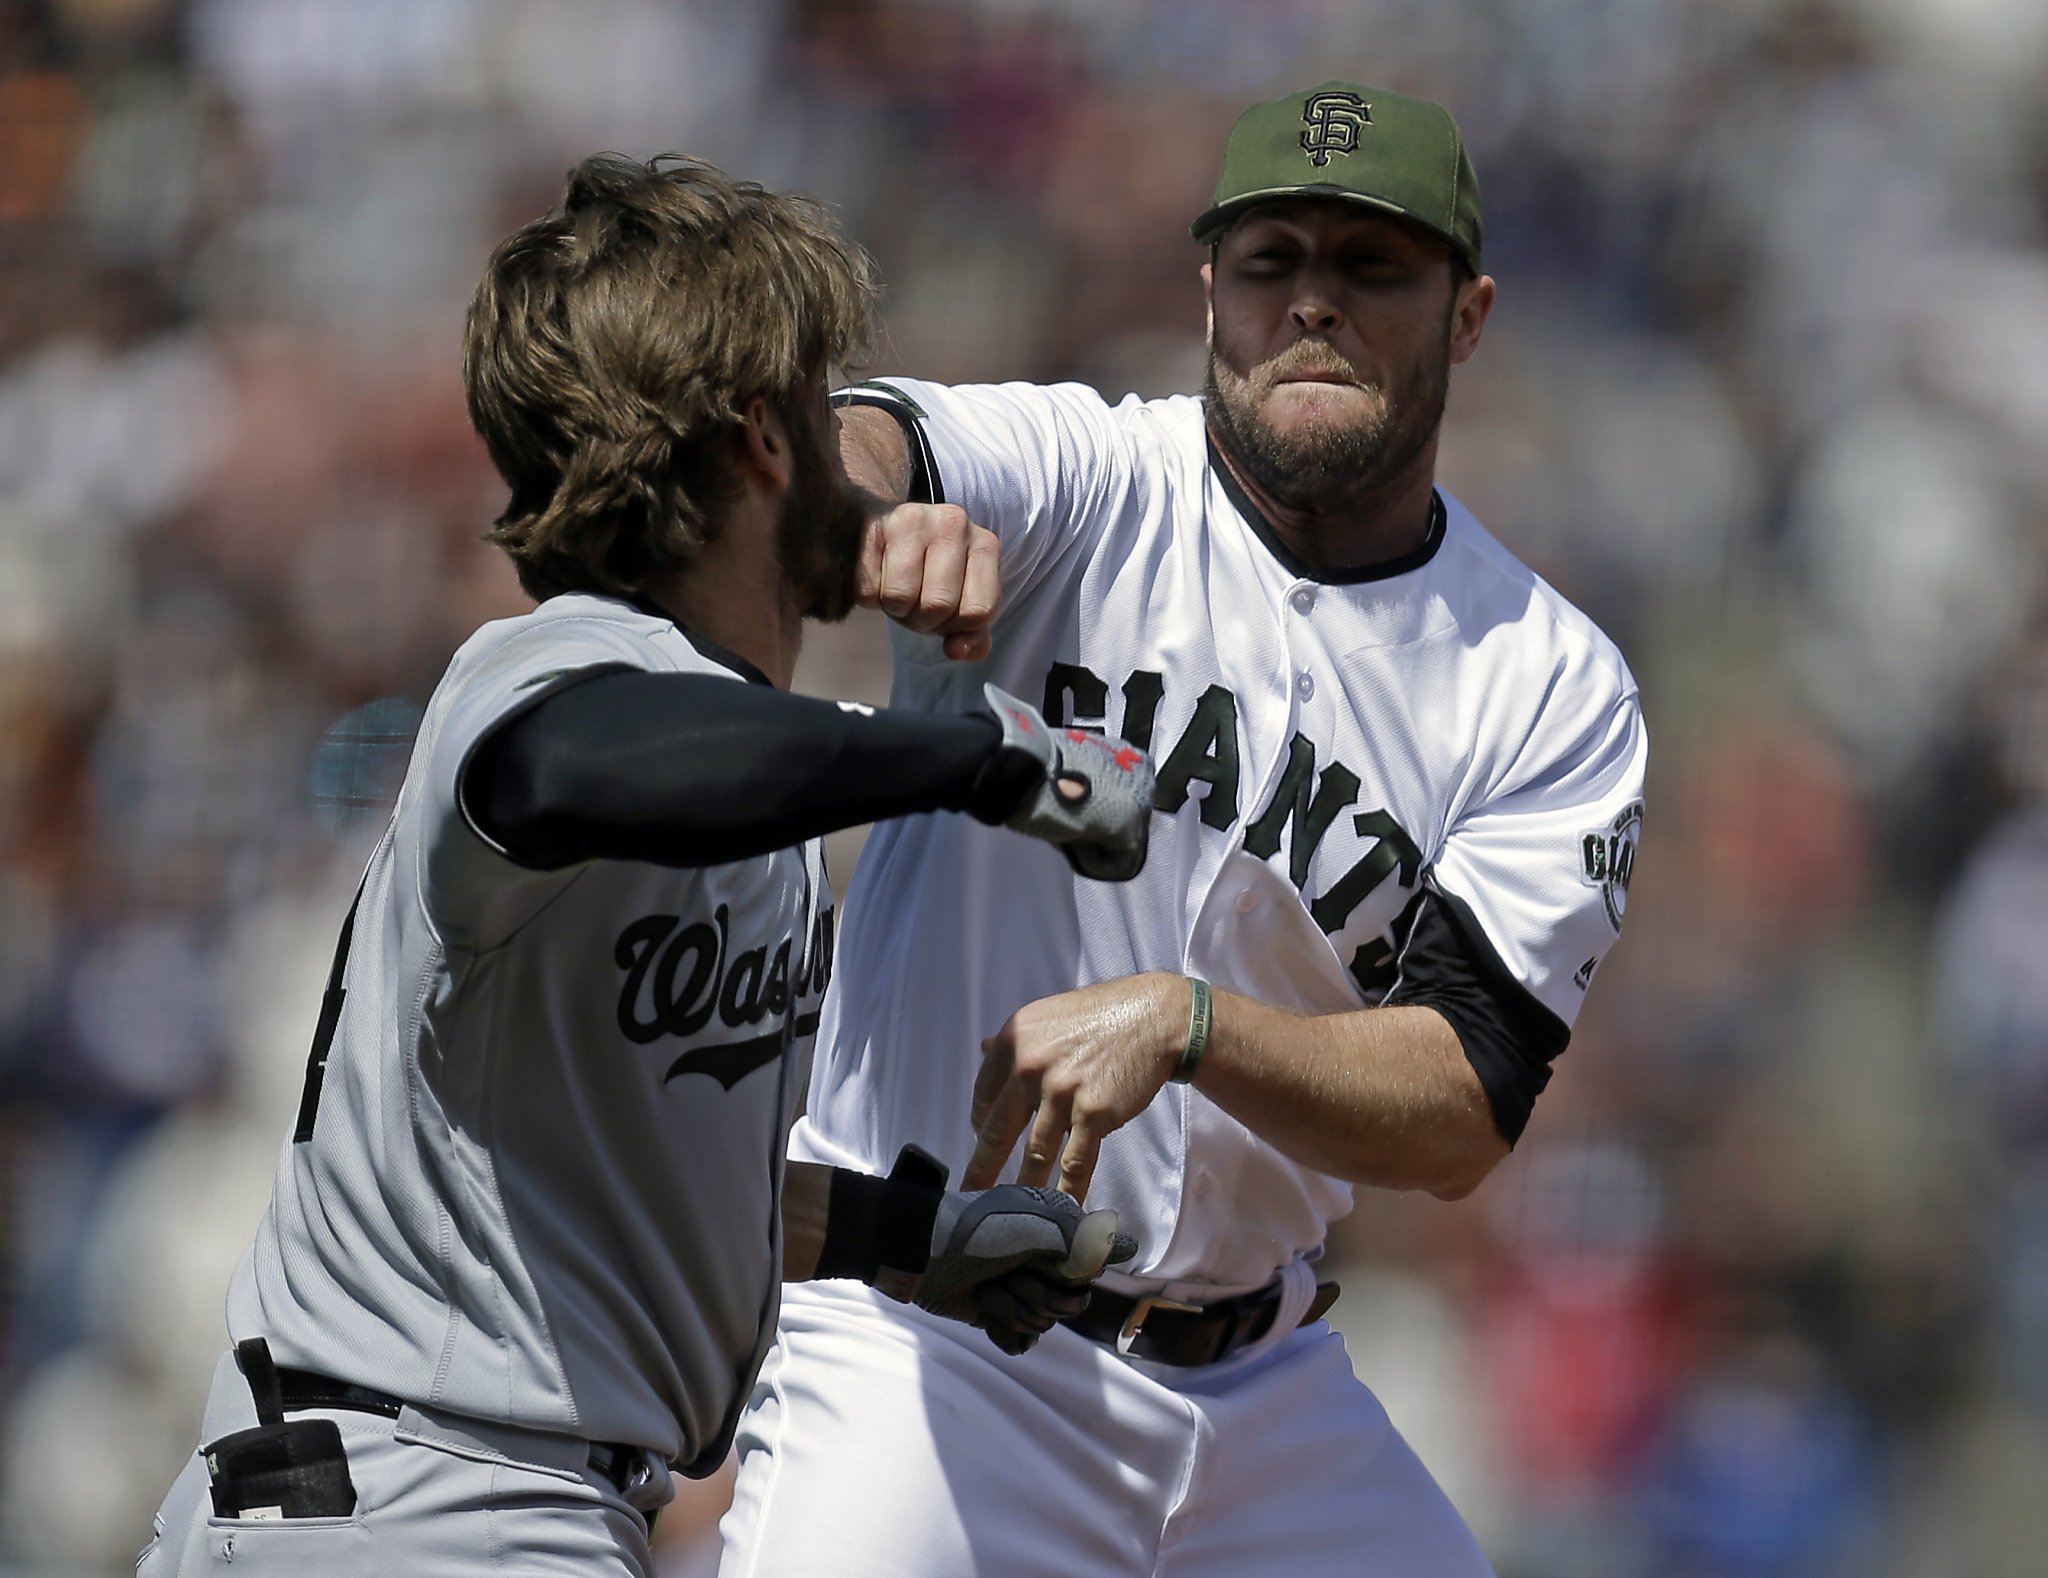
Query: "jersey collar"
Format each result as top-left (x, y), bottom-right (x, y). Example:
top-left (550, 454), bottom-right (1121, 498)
top-left (621, 595), bottom-right (775, 687)
top-left (1206, 434), bottom-right (1447, 585)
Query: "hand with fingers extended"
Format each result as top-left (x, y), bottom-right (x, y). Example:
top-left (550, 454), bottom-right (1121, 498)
top-left (963, 973), bottom-right (1191, 1200)
top-left (857, 502), bottom-right (1001, 662)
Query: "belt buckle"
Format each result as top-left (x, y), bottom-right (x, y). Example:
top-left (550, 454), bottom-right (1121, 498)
top-left (591, 1442), bottom-right (653, 1496)
top-left (1115, 1293), bottom-right (1204, 1356)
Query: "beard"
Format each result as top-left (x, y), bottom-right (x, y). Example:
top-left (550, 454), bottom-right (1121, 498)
top-left (776, 417), bottom-right (869, 622)
top-left (1204, 317), bottom-right (1452, 514)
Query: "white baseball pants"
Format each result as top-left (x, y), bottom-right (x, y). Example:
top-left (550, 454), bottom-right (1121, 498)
top-left (718, 1280), bottom-right (1495, 1577)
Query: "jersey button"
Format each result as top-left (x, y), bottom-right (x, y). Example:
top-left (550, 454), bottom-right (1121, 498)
top-left (1234, 888), bottom-right (1258, 914)
top-left (1295, 671), bottom-right (1315, 701)
top-left (1290, 587), bottom-right (1315, 614)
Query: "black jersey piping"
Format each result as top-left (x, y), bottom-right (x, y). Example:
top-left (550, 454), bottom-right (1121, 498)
top-left (833, 384), bottom-right (944, 506)
top-left (1205, 433), bottom-right (1446, 585)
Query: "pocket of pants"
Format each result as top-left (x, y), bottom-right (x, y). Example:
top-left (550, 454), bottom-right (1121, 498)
top-left (200, 1514), bottom-right (373, 1572)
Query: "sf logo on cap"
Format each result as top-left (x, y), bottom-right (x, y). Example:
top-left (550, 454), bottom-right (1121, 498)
top-left (1300, 91), bottom-right (1369, 167)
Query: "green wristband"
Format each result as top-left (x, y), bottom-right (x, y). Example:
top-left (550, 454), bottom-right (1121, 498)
top-left (1171, 976), bottom-right (1213, 1084)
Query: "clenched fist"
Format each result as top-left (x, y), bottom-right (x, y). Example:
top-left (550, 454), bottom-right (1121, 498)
top-left (858, 502), bottom-right (1000, 661)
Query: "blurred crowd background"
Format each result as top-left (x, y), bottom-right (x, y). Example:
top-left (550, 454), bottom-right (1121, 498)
top-left (1, 0), bottom-right (2046, 1573)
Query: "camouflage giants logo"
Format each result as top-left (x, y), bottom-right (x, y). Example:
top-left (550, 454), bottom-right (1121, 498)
top-left (1579, 800), bottom-right (1642, 933)
top-left (1300, 91), bottom-right (1370, 168)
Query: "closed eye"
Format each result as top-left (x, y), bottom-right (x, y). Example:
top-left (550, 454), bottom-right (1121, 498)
top-left (1236, 249), bottom-right (1299, 276)
top-left (1343, 250), bottom-right (1432, 283)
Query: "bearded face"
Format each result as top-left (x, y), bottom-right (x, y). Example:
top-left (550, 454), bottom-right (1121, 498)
top-left (776, 403), bottom-right (870, 622)
top-left (1203, 305), bottom-right (1453, 515)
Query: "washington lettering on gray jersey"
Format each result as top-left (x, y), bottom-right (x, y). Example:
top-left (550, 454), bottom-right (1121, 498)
top-left (229, 595), bottom-right (830, 1470)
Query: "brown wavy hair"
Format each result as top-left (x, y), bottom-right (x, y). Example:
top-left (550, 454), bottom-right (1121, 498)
top-left (464, 154), bottom-right (879, 601)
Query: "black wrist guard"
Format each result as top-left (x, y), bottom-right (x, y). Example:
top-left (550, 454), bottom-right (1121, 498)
top-left (814, 1144), bottom-right (950, 1300)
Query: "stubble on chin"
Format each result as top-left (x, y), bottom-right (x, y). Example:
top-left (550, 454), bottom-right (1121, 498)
top-left (1206, 352), bottom-right (1394, 510)
top-left (1205, 318), bottom-right (1453, 513)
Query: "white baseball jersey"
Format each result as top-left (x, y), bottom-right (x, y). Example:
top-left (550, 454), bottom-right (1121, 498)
top-left (797, 379), bottom-right (1646, 1296)
top-left (228, 593), bottom-right (831, 1470)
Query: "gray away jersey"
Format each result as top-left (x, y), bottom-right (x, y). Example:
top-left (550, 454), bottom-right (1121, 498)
top-left (800, 380), bottom-right (1647, 1297)
top-left (229, 594), bottom-right (830, 1469)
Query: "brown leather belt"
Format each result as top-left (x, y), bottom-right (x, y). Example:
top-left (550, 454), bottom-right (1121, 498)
top-left (1061, 1280), bottom-right (1340, 1367)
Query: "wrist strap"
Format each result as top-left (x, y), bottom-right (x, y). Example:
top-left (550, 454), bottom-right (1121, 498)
top-left (1171, 976), bottom-right (1213, 1084)
top-left (814, 1145), bottom-right (949, 1298)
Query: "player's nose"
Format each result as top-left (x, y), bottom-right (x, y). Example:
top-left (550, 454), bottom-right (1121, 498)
top-left (1288, 292), bottom-right (1343, 332)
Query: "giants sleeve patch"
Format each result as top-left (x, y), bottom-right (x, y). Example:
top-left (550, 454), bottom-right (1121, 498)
top-left (1579, 799), bottom-right (1643, 933)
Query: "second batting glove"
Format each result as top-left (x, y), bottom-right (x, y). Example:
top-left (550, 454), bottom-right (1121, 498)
top-left (917, 1182), bottom-right (1138, 1353)
top-left (833, 1146), bottom-right (1138, 1356)
top-left (970, 684), bottom-right (1155, 882)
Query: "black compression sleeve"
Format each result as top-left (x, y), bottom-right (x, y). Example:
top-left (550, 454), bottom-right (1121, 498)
top-left (463, 670), bottom-right (1042, 870)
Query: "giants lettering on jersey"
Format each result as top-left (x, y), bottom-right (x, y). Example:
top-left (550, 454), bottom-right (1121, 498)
top-left (613, 902), bottom-right (834, 1089)
top-left (1046, 662), bottom-right (1422, 999)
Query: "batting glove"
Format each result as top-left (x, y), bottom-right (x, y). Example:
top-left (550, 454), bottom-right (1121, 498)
top-left (919, 1183), bottom-right (1138, 1355)
top-left (840, 1146), bottom-right (1137, 1355)
top-left (973, 684), bottom-right (1154, 882)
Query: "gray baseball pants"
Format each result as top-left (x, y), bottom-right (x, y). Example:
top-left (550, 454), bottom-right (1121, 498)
top-left (139, 1352), bottom-right (674, 1576)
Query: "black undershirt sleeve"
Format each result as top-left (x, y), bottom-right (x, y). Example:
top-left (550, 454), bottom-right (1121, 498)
top-left (1380, 883), bottom-right (1572, 1146)
top-left (462, 670), bottom-right (1040, 871)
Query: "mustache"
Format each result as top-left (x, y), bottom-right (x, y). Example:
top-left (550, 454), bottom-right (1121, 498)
top-left (1252, 341), bottom-right (1367, 390)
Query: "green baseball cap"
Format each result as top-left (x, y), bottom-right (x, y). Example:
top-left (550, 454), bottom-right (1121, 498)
top-left (1190, 80), bottom-right (1483, 275)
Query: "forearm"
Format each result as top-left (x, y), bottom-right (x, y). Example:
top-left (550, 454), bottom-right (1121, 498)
top-left (839, 403), bottom-right (913, 504)
top-left (466, 671), bottom-right (1037, 869)
top-left (781, 1161), bottom-right (833, 1281)
top-left (781, 1154), bottom-right (949, 1292)
top-left (1186, 983), bottom-right (1508, 1199)
top-left (971, 972), bottom-right (1512, 1202)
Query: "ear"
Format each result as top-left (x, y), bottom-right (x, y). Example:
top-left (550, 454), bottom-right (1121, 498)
top-left (1449, 274), bottom-right (1496, 366)
top-left (735, 394), bottom-right (796, 491)
top-left (1201, 260), bottom-right (1215, 343)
